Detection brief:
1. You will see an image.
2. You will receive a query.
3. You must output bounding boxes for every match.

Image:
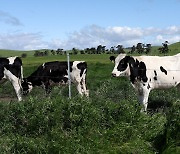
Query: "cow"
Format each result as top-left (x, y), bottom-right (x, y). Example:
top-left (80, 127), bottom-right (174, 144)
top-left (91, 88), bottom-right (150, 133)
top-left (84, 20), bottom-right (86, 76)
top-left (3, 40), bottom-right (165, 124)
top-left (0, 57), bottom-right (23, 101)
top-left (21, 61), bottom-right (89, 97)
top-left (110, 53), bottom-right (180, 112)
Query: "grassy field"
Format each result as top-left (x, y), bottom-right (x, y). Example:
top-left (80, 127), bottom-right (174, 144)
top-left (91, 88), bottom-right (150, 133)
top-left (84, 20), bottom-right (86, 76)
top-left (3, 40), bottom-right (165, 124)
top-left (0, 43), bottom-right (180, 153)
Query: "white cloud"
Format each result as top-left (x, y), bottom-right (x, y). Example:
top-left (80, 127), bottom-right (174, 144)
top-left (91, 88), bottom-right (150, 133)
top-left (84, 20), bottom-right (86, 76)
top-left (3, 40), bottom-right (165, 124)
top-left (0, 32), bottom-right (48, 50)
top-left (0, 25), bottom-right (179, 50)
top-left (60, 25), bottom-right (180, 49)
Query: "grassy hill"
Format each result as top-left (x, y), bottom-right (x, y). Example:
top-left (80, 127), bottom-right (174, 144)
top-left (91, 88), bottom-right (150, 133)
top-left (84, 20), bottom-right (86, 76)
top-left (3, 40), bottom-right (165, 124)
top-left (0, 42), bottom-right (179, 58)
top-left (0, 49), bottom-right (34, 57)
top-left (168, 42), bottom-right (180, 55)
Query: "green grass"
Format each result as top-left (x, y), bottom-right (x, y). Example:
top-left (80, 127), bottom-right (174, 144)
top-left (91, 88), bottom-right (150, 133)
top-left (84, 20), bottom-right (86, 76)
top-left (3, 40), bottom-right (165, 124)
top-left (0, 42), bottom-right (180, 153)
top-left (0, 62), bottom-right (179, 153)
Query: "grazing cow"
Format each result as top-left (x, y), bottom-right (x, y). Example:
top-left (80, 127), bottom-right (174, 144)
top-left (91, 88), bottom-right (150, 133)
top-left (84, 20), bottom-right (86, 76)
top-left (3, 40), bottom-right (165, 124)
top-left (22, 61), bottom-right (89, 96)
top-left (0, 57), bottom-right (23, 101)
top-left (110, 53), bottom-right (180, 112)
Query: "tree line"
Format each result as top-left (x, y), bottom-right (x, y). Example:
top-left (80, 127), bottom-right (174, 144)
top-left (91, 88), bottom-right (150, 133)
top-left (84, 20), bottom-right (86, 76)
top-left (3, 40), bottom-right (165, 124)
top-left (21, 41), bottom-right (170, 58)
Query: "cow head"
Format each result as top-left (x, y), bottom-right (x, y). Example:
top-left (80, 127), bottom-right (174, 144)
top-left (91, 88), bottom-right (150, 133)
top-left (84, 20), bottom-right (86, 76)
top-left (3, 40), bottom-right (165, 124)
top-left (110, 54), bottom-right (148, 83)
top-left (110, 54), bottom-right (130, 77)
top-left (21, 78), bottom-right (33, 95)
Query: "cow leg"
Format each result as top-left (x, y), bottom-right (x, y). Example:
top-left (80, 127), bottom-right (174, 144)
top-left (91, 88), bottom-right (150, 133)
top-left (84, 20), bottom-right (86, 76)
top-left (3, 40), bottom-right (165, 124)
top-left (11, 79), bottom-right (22, 101)
top-left (45, 85), bottom-right (51, 94)
top-left (72, 73), bottom-right (84, 96)
top-left (80, 76), bottom-right (89, 97)
top-left (76, 82), bottom-right (83, 96)
top-left (43, 80), bottom-right (51, 94)
top-left (138, 88), bottom-right (150, 112)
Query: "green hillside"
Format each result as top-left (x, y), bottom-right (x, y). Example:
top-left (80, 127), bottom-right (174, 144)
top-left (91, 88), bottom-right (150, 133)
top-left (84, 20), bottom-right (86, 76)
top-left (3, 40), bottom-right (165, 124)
top-left (168, 42), bottom-right (180, 55)
top-left (0, 49), bottom-right (34, 57)
top-left (0, 42), bottom-right (179, 58)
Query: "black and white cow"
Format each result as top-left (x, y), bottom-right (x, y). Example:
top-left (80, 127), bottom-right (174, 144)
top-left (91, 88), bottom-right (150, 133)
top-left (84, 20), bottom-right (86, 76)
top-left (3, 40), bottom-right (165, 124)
top-left (22, 61), bottom-right (89, 96)
top-left (0, 57), bottom-right (23, 101)
top-left (110, 53), bottom-right (180, 112)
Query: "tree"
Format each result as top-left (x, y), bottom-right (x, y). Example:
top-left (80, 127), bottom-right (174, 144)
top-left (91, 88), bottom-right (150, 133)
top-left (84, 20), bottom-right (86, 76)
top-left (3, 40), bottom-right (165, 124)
top-left (72, 48), bottom-right (78, 54)
top-left (145, 44), bottom-right (152, 54)
top-left (97, 45), bottom-right (102, 54)
top-left (90, 47), bottom-right (96, 54)
top-left (21, 53), bottom-right (27, 58)
top-left (34, 50), bottom-right (40, 57)
top-left (158, 41), bottom-right (169, 54)
top-left (110, 46), bottom-right (115, 54)
top-left (80, 50), bottom-right (85, 54)
top-left (116, 45), bottom-right (125, 54)
top-left (56, 48), bottom-right (64, 55)
top-left (44, 50), bottom-right (49, 56)
top-left (129, 45), bottom-right (136, 54)
top-left (102, 46), bottom-right (106, 53)
top-left (51, 50), bottom-right (55, 55)
top-left (136, 43), bottom-right (144, 54)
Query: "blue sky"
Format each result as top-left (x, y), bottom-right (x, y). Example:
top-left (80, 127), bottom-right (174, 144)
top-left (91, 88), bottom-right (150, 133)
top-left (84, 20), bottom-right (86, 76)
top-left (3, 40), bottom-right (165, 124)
top-left (0, 0), bottom-right (180, 50)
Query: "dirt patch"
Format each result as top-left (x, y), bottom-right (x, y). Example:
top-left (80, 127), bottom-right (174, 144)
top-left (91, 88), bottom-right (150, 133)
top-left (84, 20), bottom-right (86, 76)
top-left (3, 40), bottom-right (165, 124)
top-left (0, 96), bottom-right (16, 102)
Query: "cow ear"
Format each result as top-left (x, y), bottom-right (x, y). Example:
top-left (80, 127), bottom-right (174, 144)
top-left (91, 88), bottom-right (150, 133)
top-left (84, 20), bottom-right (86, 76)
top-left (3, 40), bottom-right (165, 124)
top-left (109, 56), bottom-right (116, 63)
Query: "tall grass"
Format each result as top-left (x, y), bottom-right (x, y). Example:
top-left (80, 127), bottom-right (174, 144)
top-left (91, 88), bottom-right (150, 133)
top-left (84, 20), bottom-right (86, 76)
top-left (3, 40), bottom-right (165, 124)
top-left (0, 83), bottom-right (179, 153)
top-left (0, 57), bottom-right (179, 153)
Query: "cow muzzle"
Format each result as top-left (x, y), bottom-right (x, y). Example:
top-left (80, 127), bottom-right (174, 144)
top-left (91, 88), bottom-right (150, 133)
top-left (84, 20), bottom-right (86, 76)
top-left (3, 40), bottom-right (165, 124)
top-left (112, 73), bottom-right (117, 77)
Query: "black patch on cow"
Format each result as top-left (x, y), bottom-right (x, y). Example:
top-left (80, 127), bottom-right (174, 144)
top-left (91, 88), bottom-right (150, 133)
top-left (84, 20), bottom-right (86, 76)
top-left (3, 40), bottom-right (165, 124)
top-left (127, 56), bottom-right (148, 84)
top-left (147, 84), bottom-right (151, 89)
top-left (21, 79), bottom-right (31, 95)
top-left (138, 62), bottom-right (148, 82)
top-left (0, 57), bottom-right (22, 79)
top-left (173, 77), bottom-right (174, 80)
top-left (22, 61), bottom-right (87, 94)
top-left (0, 58), bottom-right (8, 80)
top-left (117, 56), bottom-right (130, 72)
top-left (77, 62), bottom-right (87, 77)
top-left (160, 66), bottom-right (167, 75)
top-left (154, 70), bottom-right (157, 80)
top-left (22, 61), bottom-right (70, 93)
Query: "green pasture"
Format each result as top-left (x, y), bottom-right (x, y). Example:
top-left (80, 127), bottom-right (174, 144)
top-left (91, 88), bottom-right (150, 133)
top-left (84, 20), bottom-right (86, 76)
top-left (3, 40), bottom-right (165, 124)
top-left (0, 43), bottom-right (180, 153)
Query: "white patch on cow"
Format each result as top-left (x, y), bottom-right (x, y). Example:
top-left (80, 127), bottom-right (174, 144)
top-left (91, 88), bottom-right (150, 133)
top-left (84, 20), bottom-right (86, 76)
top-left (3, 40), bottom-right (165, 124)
top-left (70, 61), bottom-right (88, 96)
top-left (42, 63), bottom-right (45, 69)
top-left (27, 82), bottom-right (33, 93)
top-left (3, 67), bottom-right (22, 101)
top-left (64, 75), bottom-right (68, 78)
top-left (7, 57), bottom-right (16, 64)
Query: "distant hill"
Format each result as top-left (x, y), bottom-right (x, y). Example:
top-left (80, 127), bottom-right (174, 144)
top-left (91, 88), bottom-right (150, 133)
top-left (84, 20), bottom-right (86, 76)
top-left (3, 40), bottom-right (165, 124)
top-left (0, 49), bottom-right (46, 57)
top-left (150, 42), bottom-right (180, 55)
top-left (168, 42), bottom-right (180, 55)
top-left (0, 42), bottom-right (179, 57)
